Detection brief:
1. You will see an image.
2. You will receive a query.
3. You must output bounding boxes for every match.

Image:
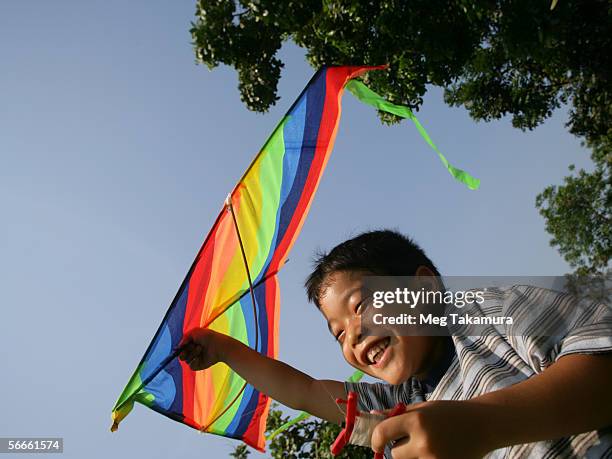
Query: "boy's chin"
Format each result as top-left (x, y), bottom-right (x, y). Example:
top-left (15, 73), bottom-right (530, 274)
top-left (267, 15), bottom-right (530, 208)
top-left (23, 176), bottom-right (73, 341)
top-left (380, 371), bottom-right (411, 385)
top-left (364, 365), bottom-right (411, 385)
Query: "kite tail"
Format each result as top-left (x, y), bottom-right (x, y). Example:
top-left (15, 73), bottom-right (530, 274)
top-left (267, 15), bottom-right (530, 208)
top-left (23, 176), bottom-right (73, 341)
top-left (345, 80), bottom-right (480, 190)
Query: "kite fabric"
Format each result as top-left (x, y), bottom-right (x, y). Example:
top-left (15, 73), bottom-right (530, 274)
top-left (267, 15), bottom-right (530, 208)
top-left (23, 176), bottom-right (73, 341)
top-left (111, 65), bottom-right (480, 452)
top-left (111, 66), bottom-right (385, 451)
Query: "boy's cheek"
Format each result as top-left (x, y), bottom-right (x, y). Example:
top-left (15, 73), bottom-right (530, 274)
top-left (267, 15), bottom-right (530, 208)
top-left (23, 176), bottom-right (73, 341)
top-left (341, 347), bottom-right (366, 371)
top-left (341, 348), bottom-right (357, 367)
top-left (386, 337), bottom-right (417, 381)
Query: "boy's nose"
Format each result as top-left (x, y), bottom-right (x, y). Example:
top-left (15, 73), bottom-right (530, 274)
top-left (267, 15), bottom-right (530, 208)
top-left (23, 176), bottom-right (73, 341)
top-left (347, 329), bottom-right (362, 346)
top-left (346, 316), bottom-right (363, 346)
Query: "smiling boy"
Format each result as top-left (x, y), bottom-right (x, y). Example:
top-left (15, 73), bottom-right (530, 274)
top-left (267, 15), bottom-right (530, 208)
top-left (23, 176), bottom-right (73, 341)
top-left (179, 230), bottom-right (612, 458)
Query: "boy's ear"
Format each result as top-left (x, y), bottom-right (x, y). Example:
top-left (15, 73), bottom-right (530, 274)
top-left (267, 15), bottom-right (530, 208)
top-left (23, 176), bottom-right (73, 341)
top-left (415, 265), bottom-right (439, 290)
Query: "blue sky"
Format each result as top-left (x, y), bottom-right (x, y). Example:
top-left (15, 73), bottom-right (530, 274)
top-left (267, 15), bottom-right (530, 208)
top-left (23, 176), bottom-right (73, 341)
top-left (0, 2), bottom-right (593, 458)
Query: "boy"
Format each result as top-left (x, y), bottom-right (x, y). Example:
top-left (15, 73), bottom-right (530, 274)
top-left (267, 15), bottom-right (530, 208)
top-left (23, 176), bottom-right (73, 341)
top-left (179, 230), bottom-right (612, 458)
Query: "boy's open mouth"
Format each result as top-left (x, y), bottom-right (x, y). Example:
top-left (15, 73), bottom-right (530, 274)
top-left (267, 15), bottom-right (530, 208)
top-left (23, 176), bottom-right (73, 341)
top-left (364, 336), bottom-right (391, 366)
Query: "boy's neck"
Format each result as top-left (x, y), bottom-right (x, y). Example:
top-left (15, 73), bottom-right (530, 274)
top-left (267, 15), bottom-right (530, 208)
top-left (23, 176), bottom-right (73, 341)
top-left (413, 336), bottom-right (456, 392)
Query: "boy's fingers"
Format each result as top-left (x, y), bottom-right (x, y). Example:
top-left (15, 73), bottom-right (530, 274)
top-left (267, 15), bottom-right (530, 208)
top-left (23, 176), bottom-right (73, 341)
top-left (178, 333), bottom-right (194, 348)
top-left (188, 354), bottom-right (207, 371)
top-left (179, 343), bottom-right (199, 362)
top-left (178, 343), bottom-right (192, 361)
top-left (371, 415), bottom-right (410, 454)
top-left (388, 438), bottom-right (418, 459)
top-left (187, 355), bottom-right (199, 370)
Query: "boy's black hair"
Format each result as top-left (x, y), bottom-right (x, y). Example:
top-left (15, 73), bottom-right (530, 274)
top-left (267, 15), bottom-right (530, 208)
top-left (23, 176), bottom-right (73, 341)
top-left (305, 229), bottom-right (441, 308)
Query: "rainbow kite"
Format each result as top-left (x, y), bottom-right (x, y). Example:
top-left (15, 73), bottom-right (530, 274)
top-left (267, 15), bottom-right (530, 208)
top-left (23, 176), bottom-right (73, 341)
top-left (111, 65), bottom-right (479, 452)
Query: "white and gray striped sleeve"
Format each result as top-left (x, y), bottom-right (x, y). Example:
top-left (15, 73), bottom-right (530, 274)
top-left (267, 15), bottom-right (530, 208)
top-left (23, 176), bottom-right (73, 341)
top-left (555, 295), bottom-right (612, 359)
top-left (501, 285), bottom-right (612, 371)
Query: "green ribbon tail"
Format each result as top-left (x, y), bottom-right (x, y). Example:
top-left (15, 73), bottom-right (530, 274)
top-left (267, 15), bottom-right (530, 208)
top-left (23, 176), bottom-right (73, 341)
top-left (264, 370), bottom-right (364, 442)
top-left (266, 412), bottom-right (311, 442)
top-left (346, 370), bottom-right (364, 382)
top-left (345, 80), bottom-right (480, 190)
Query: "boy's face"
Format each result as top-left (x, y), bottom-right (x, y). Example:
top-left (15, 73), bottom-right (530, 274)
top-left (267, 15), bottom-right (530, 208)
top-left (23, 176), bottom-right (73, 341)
top-left (319, 270), bottom-right (443, 385)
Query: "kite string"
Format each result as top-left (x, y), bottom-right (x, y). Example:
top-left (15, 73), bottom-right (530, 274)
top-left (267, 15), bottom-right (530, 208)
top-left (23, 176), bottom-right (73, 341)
top-left (265, 373), bottom-right (364, 441)
top-left (200, 195), bottom-right (260, 432)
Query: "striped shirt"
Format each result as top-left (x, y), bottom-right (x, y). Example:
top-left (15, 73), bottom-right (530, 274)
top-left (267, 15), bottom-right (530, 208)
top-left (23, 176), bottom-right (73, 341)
top-left (345, 285), bottom-right (612, 458)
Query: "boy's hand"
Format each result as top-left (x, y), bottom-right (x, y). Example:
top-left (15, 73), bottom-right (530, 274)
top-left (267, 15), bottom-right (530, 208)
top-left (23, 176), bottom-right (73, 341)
top-left (371, 400), bottom-right (489, 459)
top-left (178, 328), bottom-right (226, 371)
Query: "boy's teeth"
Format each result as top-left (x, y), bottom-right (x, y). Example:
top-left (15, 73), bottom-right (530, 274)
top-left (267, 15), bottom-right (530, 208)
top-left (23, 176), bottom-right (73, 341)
top-left (367, 338), bottom-right (389, 365)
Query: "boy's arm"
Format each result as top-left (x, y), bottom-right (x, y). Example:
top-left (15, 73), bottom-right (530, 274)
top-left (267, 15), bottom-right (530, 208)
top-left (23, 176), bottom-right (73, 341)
top-left (371, 353), bottom-right (612, 458)
top-left (469, 352), bottom-right (612, 450)
top-left (179, 328), bottom-right (346, 424)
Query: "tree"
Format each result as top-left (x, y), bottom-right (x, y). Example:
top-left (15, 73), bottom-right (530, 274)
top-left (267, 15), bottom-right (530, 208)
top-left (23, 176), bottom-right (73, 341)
top-left (536, 138), bottom-right (610, 276)
top-left (191, 0), bottom-right (610, 145)
top-left (536, 137), bottom-right (611, 301)
top-left (231, 404), bottom-right (370, 458)
top-left (191, 1), bottom-right (611, 278)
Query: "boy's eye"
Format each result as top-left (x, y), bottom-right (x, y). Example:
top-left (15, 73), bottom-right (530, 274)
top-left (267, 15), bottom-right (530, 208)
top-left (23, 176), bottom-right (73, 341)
top-left (335, 330), bottom-right (345, 343)
top-left (355, 297), bottom-right (370, 314)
